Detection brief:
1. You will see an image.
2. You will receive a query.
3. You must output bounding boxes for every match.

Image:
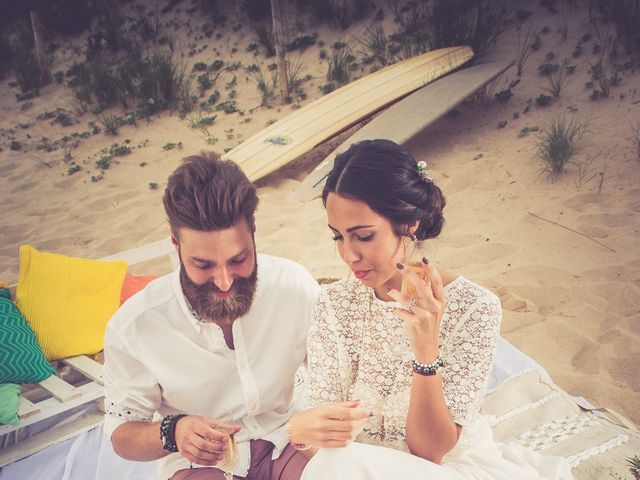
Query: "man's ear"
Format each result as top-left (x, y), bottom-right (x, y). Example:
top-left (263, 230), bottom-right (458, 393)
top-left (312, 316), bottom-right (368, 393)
top-left (170, 232), bottom-right (179, 248)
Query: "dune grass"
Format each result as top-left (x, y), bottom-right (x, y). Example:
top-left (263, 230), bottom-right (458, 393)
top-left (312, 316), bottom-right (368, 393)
top-left (535, 117), bottom-right (587, 178)
top-left (545, 65), bottom-right (569, 98)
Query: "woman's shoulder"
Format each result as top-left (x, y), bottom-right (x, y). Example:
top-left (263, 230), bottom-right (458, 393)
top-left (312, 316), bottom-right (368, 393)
top-left (446, 276), bottom-right (501, 308)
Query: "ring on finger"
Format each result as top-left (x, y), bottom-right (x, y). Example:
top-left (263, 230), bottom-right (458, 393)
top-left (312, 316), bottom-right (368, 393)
top-left (406, 298), bottom-right (419, 314)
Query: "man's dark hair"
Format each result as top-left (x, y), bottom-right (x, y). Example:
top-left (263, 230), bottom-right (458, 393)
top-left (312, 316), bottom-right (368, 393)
top-left (163, 152), bottom-right (259, 237)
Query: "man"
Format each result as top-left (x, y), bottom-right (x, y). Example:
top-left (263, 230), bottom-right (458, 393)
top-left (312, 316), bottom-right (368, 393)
top-left (103, 153), bottom-right (320, 479)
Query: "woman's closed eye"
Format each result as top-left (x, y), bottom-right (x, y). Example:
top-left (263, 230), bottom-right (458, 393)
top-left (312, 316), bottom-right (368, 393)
top-left (357, 233), bottom-right (374, 242)
top-left (331, 233), bottom-right (374, 242)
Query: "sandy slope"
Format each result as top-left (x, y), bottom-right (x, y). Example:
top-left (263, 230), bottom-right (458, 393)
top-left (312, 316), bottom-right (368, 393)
top-left (0, 1), bottom-right (638, 423)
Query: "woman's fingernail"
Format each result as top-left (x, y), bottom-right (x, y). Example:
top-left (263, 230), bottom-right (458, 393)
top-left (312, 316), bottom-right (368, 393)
top-left (422, 256), bottom-right (430, 264)
top-left (396, 262), bottom-right (405, 269)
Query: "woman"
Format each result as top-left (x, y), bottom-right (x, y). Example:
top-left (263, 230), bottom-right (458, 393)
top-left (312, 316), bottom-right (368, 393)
top-left (289, 140), bottom-right (573, 479)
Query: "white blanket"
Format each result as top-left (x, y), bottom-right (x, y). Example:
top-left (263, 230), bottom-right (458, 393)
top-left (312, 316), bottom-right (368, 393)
top-left (0, 337), bottom-right (548, 480)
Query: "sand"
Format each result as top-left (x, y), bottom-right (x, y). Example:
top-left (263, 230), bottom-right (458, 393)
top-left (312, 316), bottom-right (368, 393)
top-left (0, 2), bottom-right (638, 424)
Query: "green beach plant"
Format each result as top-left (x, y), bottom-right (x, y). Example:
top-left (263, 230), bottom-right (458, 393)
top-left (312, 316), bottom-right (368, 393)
top-left (545, 65), bottom-right (570, 98)
top-left (628, 454), bottom-right (640, 479)
top-left (327, 41), bottom-right (356, 85)
top-left (426, 0), bottom-right (509, 56)
top-left (100, 113), bottom-right (121, 136)
top-left (535, 116), bottom-right (587, 178)
top-left (286, 55), bottom-right (306, 90)
top-left (247, 64), bottom-right (276, 106)
top-left (304, 0), bottom-right (374, 29)
top-left (632, 123), bottom-right (640, 162)
top-left (359, 21), bottom-right (389, 65)
top-left (516, 27), bottom-right (536, 76)
top-left (589, 0), bottom-right (640, 59)
top-left (588, 34), bottom-right (621, 99)
top-left (557, 2), bottom-right (570, 41)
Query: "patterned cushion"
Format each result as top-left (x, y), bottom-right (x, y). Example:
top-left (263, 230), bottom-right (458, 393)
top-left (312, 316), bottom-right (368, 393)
top-left (15, 245), bottom-right (127, 360)
top-left (0, 288), bottom-right (55, 383)
top-left (0, 383), bottom-right (21, 425)
top-left (482, 370), bottom-right (640, 480)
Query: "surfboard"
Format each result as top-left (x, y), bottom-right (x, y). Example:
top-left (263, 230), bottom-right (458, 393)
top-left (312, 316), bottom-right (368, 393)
top-left (296, 60), bottom-right (514, 202)
top-left (224, 46), bottom-right (474, 182)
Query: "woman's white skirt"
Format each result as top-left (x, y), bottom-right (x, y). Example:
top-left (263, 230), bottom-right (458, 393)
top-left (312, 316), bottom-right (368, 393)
top-left (302, 417), bottom-right (574, 480)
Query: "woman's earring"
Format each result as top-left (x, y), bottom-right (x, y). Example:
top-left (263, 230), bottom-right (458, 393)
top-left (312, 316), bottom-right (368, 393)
top-left (409, 233), bottom-right (417, 242)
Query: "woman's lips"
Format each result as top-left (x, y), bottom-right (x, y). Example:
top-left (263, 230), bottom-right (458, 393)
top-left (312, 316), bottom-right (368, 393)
top-left (353, 270), bottom-right (371, 280)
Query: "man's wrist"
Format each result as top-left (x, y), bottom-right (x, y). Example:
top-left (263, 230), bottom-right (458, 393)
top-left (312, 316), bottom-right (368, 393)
top-left (160, 414), bottom-right (187, 452)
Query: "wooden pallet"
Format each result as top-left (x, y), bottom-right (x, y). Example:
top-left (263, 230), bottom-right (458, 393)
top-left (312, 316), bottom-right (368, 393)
top-left (0, 238), bottom-right (178, 467)
top-left (0, 355), bottom-right (104, 466)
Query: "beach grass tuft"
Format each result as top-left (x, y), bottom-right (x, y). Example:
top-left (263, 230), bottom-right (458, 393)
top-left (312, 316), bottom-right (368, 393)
top-left (426, 0), bottom-right (509, 56)
top-left (247, 64), bottom-right (277, 106)
top-left (535, 116), bottom-right (587, 178)
top-left (304, 0), bottom-right (374, 29)
top-left (632, 123), bottom-right (640, 162)
top-left (358, 21), bottom-right (389, 65)
top-left (515, 27), bottom-right (536, 76)
top-left (326, 42), bottom-right (356, 85)
top-left (545, 65), bottom-right (569, 98)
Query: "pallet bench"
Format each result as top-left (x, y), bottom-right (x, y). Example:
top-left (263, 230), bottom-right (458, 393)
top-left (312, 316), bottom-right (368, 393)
top-left (0, 238), bottom-right (177, 467)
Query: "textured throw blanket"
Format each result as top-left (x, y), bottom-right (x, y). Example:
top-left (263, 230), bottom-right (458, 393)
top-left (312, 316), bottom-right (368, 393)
top-left (482, 370), bottom-right (639, 480)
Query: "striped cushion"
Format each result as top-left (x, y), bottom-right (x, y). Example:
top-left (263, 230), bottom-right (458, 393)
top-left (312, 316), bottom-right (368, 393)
top-left (0, 288), bottom-right (54, 384)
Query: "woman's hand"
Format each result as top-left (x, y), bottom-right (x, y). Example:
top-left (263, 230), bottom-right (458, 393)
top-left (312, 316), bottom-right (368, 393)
top-left (389, 260), bottom-right (446, 363)
top-left (288, 401), bottom-right (370, 448)
top-left (174, 416), bottom-right (240, 466)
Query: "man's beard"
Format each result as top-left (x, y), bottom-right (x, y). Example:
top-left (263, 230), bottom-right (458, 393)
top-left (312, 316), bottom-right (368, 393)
top-left (180, 257), bottom-right (258, 324)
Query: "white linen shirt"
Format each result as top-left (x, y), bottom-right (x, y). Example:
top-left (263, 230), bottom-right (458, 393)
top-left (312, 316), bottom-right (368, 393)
top-left (103, 254), bottom-right (320, 480)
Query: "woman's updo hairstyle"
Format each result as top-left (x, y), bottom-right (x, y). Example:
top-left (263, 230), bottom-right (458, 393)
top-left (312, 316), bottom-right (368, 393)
top-left (322, 139), bottom-right (446, 240)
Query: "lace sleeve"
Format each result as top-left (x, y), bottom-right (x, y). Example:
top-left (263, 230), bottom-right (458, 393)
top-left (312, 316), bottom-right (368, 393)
top-left (442, 284), bottom-right (502, 426)
top-left (307, 287), bottom-right (351, 406)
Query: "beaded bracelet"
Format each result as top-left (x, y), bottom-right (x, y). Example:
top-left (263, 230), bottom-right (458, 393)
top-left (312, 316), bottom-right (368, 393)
top-left (160, 414), bottom-right (187, 452)
top-left (286, 420), bottom-right (311, 451)
top-left (410, 354), bottom-right (444, 376)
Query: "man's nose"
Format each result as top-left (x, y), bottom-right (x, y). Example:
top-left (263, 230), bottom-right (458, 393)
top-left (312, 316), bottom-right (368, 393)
top-left (213, 266), bottom-right (233, 291)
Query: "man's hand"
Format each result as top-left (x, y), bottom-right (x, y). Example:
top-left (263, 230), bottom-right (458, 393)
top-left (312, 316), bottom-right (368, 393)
top-left (174, 416), bottom-right (241, 466)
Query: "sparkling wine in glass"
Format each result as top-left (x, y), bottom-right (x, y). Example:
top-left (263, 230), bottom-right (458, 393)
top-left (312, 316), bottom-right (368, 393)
top-left (401, 240), bottom-right (429, 299)
top-left (217, 428), bottom-right (237, 480)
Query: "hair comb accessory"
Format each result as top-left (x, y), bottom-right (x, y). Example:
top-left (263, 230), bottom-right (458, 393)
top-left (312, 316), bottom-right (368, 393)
top-left (416, 160), bottom-right (432, 182)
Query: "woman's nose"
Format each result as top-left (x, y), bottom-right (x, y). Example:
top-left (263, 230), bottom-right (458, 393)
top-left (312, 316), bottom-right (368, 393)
top-left (341, 240), bottom-right (361, 264)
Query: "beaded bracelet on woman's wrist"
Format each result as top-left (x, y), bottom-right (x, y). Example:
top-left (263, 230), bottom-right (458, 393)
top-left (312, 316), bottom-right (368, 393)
top-left (410, 354), bottom-right (444, 376)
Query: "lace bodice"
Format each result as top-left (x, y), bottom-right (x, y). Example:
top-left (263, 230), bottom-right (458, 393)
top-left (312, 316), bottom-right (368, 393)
top-left (307, 276), bottom-right (501, 452)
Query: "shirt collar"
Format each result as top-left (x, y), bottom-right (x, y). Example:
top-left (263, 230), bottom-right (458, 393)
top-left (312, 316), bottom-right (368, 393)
top-left (171, 268), bottom-right (204, 333)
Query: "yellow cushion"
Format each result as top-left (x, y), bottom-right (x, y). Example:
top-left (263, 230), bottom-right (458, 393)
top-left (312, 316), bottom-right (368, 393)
top-left (15, 245), bottom-right (127, 360)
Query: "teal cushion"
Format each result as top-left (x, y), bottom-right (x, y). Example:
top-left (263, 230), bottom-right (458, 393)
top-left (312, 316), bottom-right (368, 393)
top-left (0, 383), bottom-right (20, 425)
top-left (0, 288), bottom-right (55, 383)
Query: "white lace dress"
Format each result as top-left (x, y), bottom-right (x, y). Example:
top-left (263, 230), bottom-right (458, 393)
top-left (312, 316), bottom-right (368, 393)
top-left (302, 276), bottom-right (573, 480)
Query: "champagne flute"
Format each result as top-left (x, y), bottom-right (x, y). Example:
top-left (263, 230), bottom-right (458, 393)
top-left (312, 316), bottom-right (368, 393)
top-left (217, 428), bottom-right (237, 480)
top-left (401, 240), bottom-right (429, 299)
